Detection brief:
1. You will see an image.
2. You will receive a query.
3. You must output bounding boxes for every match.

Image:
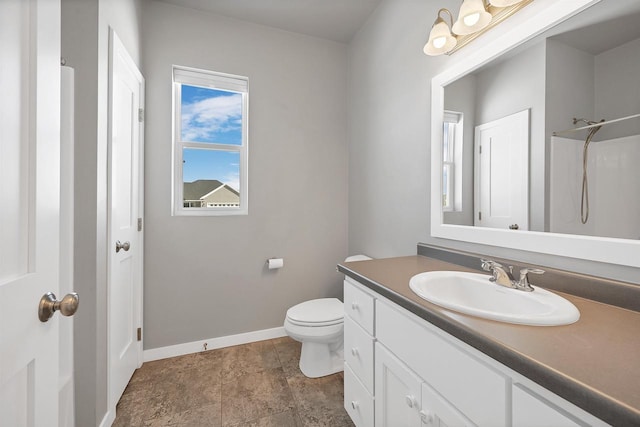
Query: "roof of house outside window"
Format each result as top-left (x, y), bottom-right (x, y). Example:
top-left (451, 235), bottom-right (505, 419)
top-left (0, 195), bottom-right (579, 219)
top-left (183, 179), bottom-right (239, 201)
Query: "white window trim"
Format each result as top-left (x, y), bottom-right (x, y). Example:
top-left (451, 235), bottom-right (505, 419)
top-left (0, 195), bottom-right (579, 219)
top-left (172, 65), bottom-right (249, 216)
top-left (443, 111), bottom-right (463, 212)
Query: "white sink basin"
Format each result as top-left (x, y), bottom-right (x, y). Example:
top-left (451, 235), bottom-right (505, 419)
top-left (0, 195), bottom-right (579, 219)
top-left (409, 271), bottom-right (580, 326)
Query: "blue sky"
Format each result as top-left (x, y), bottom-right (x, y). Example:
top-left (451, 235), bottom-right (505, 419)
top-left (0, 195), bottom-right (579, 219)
top-left (181, 85), bottom-right (242, 190)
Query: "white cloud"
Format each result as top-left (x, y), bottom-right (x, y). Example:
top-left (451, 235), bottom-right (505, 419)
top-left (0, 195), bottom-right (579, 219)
top-left (223, 171), bottom-right (240, 193)
top-left (182, 93), bottom-right (242, 142)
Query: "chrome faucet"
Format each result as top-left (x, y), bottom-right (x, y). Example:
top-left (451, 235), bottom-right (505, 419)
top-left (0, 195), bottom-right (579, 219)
top-left (481, 259), bottom-right (544, 292)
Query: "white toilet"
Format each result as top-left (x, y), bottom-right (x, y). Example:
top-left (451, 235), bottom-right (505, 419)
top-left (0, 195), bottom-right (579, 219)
top-left (283, 255), bottom-right (372, 378)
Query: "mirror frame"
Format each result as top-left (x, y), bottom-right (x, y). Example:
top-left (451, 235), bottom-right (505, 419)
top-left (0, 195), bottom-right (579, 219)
top-left (430, 0), bottom-right (640, 268)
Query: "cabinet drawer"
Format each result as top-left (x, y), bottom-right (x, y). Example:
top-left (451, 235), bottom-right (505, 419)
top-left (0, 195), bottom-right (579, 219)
top-left (344, 315), bottom-right (375, 393)
top-left (512, 384), bottom-right (583, 427)
top-left (344, 278), bottom-right (375, 335)
top-left (376, 299), bottom-right (507, 426)
top-left (344, 363), bottom-right (374, 427)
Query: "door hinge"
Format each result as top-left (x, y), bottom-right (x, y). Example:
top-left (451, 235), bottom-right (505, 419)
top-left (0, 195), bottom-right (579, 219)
top-left (479, 145), bottom-right (482, 154)
top-left (479, 211), bottom-right (482, 221)
top-left (137, 217), bottom-right (143, 232)
top-left (138, 108), bottom-right (144, 123)
top-left (137, 327), bottom-right (142, 341)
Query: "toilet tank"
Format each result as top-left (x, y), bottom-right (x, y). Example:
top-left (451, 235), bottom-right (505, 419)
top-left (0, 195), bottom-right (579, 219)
top-left (345, 255), bottom-right (372, 262)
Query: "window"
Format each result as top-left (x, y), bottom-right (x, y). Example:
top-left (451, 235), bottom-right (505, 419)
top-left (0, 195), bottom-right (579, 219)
top-left (442, 111), bottom-right (463, 212)
top-left (172, 66), bottom-right (249, 216)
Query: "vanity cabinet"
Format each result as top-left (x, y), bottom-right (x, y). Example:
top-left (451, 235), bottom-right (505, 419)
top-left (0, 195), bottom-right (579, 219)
top-left (375, 342), bottom-right (472, 427)
top-left (343, 277), bottom-right (610, 427)
top-left (343, 279), bottom-right (376, 427)
top-left (512, 384), bottom-right (583, 427)
top-left (375, 294), bottom-right (506, 426)
top-left (374, 342), bottom-right (422, 426)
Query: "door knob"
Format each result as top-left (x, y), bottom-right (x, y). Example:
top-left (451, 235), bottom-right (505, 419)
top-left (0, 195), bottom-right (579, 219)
top-left (115, 240), bottom-right (131, 252)
top-left (38, 292), bottom-right (79, 322)
top-left (405, 395), bottom-right (418, 408)
top-left (419, 410), bottom-right (435, 424)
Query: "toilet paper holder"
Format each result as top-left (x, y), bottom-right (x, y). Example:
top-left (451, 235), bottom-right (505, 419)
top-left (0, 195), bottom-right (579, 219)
top-left (266, 258), bottom-right (284, 270)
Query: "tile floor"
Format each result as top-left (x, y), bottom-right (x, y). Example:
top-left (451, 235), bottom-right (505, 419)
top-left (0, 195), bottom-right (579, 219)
top-left (113, 337), bottom-right (355, 426)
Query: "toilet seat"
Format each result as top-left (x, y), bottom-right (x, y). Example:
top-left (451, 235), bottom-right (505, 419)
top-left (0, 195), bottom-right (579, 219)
top-left (286, 298), bottom-right (343, 327)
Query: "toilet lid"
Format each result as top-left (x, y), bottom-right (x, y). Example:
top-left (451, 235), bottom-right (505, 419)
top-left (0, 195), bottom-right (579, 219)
top-left (286, 298), bottom-right (343, 326)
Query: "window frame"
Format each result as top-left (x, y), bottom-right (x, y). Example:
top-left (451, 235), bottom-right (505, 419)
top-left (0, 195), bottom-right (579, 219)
top-left (172, 65), bottom-right (249, 216)
top-left (442, 111), bottom-right (463, 212)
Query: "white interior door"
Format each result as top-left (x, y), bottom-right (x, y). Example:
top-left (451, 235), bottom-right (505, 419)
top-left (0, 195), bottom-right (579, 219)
top-left (108, 29), bottom-right (145, 409)
top-left (474, 109), bottom-right (529, 231)
top-left (0, 0), bottom-right (64, 425)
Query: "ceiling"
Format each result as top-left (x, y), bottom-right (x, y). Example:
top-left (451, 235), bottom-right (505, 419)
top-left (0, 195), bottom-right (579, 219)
top-left (550, 10), bottom-right (640, 55)
top-left (154, 0), bottom-right (383, 43)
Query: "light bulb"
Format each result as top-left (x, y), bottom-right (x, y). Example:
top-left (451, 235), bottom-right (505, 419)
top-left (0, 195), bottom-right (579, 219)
top-left (463, 12), bottom-right (480, 26)
top-left (433, 36), bottom-right (447, 49)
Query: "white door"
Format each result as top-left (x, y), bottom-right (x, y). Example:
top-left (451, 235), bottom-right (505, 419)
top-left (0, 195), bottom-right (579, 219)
top-left (375, 343), bottom-right (423, 427)
top-left (474, 109), bottom-right (529, 230)
top-left (108, 30), bottom-right (145, 409)
top-left (0, 0), bottom-right (67, 425)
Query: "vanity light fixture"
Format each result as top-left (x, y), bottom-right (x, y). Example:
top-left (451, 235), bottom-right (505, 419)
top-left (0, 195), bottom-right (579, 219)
top-left (423, 0), bottom-right (533, 56)
top-left (490, 0), bottom-right (526, 7)
top-left (451, 0), bottom-right (492, 35)
top-left (424, 9), bottom-right (457, 56)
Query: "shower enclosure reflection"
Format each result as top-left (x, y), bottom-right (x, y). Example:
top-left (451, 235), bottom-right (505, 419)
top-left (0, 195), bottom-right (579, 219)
top-left (441, 0), bottom-right (640, 241)
top-left (551, 116), bottom-right (640, 240)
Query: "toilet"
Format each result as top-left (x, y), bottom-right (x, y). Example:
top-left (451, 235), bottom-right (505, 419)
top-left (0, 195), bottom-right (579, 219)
top-left (283, 255), bottom-right (372, 378)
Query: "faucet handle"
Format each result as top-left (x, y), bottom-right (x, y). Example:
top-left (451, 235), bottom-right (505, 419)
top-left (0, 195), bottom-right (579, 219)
top-left (519, 267), bottom-right (544, 278)
top-left (517, 268), bottom-right (544, 291)
top-left (481, 259), bottom-right (502, 271)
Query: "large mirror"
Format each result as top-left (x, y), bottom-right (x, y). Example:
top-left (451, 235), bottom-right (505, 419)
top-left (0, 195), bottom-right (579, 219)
top-left (431, 0), bottom-right (640, 267)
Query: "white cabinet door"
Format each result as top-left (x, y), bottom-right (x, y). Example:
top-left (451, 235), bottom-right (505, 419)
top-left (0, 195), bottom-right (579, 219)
top-left (421, 382), bottom-right (475, 427)
top-left (376, 298), bottom-right (507, 426)
top-left (375, 343), bottom-right (422, 427)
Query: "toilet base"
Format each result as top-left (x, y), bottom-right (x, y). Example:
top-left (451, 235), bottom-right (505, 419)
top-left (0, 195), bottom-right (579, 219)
top-left (299, 341), bottom-right (344, 378)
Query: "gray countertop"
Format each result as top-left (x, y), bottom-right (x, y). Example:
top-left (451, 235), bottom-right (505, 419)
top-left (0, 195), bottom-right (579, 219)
top-left (337, 255), bottom-right (640, 427)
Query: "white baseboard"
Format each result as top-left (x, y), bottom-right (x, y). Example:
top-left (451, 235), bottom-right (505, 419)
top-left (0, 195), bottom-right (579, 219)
top-left (99, 408), bottom-right (115, 427)
top-left (143, 326), bottom-right (288, 362)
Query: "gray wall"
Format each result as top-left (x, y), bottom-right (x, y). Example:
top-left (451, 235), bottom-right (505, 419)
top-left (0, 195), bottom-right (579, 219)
top-left (62, 0), bottom-right (142, 425)
top-left (348, 0), bottom-right (639, 284)
top-left (141, 1), bottom-right (349, 350)
top-left (348, 0), bottom-right (447, 258)
top-left (594, 37), bottom-right (640, 141)
top-left (545, 39), bottom-right (595, 145)
top-left (61, 3), bottom-right (100, 424)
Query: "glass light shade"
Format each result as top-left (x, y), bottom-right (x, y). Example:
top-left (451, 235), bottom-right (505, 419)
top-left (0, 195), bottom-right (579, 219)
top-left (452, 0), bottom-right (492, 35)
top-left (424, 18), bottom-right (457, 56)
top-left (490, 0), bottom-right (525, 7)
top-left (463, 12), bottom-right (480, 26)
